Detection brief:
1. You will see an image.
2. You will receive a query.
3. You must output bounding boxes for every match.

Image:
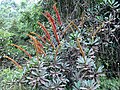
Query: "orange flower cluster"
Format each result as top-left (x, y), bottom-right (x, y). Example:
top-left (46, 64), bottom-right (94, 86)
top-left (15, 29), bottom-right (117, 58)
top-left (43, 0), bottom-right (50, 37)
top-left (43, 11), bottom-right (60, 44)
top-left (11, 44), bottom-right (32, 59)
top-left (37, 22), bottom-right (51, 40)
top-left (5, 3), bottom-right (62, 68)
top-left (27, 34), bottom-right (46, 56)
top-left (4, 56), bottom-right (22, 69)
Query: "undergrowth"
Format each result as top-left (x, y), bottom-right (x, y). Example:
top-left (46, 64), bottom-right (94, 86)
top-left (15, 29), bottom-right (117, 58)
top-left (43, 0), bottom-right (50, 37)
top-left (1, 0), bottom-right (120, 90)
top-left (0, 3), bottom-right (104, 90)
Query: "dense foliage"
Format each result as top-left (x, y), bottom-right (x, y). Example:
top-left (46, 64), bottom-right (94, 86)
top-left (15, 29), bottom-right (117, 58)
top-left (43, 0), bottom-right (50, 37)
top-left (0, 0), bottom-right (120, 90)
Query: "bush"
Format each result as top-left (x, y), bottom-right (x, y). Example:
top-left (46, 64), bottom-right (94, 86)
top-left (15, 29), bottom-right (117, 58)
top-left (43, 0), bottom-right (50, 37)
top-left (98, 77), bottom-right (120, 90)
top-left (1, 0), bottom-right (119, 89)
top-left (0, 3), bottom-right (103, 90)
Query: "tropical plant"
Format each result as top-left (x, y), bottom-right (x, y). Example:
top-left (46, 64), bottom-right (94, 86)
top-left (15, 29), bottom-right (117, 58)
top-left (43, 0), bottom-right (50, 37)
top-left (96, 0), bottom-right (120, 77)
top-left (0, 3), bottom-right (104, 90)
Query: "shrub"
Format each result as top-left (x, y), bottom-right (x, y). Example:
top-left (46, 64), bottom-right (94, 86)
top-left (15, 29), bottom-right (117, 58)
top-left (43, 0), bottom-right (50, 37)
top-left (98, 77), bottom-right (120, 90)
top-left (1, 3), bottom-right (104, 90)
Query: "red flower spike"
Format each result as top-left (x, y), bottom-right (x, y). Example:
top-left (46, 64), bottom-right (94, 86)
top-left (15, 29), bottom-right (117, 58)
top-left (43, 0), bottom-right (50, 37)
top-left (53, 3), bottom-right (62, 25)
top-left (43, 11), bottom-right (60, 44)
top-left (38, 22), bottom-right (51, 40)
